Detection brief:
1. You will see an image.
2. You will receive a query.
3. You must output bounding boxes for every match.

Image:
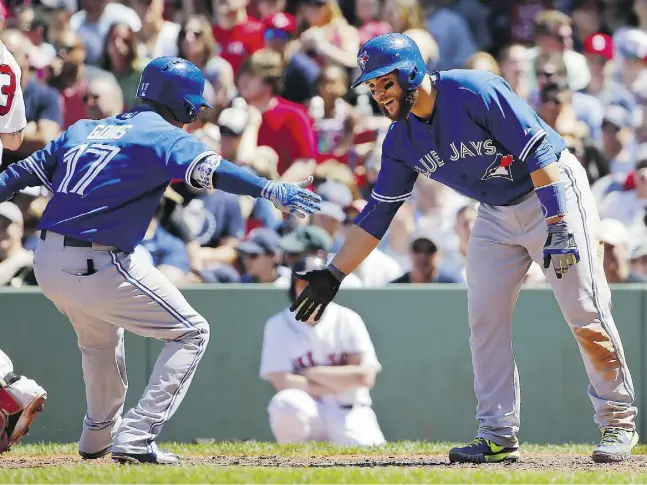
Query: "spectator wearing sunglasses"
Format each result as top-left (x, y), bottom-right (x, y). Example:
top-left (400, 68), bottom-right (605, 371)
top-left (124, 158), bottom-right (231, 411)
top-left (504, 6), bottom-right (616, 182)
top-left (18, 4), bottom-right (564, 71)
top-left (99, 23), bottom-right (143, 109)
top-left (389, 230), bottom-right (462, 284)
top-left (237, 228), bottom-right (290, 284)
top-left (528, 10), bottom-right (591, 94)
top-left (83, 77), bottom-right (124, 120)
top-left (532, 52), bottom-right (604, 141)
top-left (47, 30), bottom-right (116, 128)
top-left (178, 15), bottom-right (232, 111)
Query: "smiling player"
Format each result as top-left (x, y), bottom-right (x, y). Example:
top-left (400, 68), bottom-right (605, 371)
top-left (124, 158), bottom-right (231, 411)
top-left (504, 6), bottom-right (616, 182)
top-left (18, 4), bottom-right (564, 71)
top-left (289, 33), bottom-right (638, 464)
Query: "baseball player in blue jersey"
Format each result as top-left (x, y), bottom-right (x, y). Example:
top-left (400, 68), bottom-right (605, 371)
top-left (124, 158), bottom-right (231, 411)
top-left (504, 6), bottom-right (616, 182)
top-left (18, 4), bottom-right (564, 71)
top-left (0, 56), bottom-right (321, 465)
top-left (291, 33), bottom-right (638, 464)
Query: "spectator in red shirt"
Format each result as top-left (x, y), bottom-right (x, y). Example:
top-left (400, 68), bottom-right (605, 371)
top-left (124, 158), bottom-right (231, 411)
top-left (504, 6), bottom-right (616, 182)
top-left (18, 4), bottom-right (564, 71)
top-left (237, 48), bottom-right (318, 181)
top-left (212, 0), bottom-right (265, 75)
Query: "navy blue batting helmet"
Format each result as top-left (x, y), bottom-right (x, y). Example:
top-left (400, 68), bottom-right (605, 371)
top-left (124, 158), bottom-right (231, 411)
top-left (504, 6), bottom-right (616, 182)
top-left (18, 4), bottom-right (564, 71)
top-left (351, 33), bottom-right (427, 90)
top-left (136, 57), bottom-right (213, 124)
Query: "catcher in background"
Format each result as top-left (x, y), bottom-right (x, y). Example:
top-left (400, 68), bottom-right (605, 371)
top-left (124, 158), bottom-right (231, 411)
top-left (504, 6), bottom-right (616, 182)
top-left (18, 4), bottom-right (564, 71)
top-left (259, 256), bottom-right (385, 445)
top-left (0, 349), bottom-right (47, 453)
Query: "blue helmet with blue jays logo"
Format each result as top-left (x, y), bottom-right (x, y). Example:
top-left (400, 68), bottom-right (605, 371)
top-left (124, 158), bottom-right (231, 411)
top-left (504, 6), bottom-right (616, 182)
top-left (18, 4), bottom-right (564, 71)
top-left (351, 33), bottom-right (427, 90)
top-left (136, 57), bottom-right (213, 124)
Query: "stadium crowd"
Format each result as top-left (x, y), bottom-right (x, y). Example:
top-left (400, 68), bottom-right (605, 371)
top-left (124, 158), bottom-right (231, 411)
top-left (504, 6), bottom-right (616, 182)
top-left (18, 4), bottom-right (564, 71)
top-left (0, 0), bottom-right (646, 287)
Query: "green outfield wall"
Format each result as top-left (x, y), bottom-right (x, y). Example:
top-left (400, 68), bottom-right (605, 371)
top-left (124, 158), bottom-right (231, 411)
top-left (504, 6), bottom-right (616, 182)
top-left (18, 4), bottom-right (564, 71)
top-left (3, 285), bottom-right (646, 446)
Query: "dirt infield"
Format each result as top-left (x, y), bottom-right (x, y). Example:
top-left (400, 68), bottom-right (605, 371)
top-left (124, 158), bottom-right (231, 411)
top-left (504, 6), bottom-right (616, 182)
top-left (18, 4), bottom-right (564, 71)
top-left (2, 453), bottom-right (647, 471)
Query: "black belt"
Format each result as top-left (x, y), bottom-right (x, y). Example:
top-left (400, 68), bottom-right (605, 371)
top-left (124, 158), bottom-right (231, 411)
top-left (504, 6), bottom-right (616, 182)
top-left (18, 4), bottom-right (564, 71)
top-left (339, 404), bottom-right (368, 410)
top-left (40, 230), bottom-right (93, 248)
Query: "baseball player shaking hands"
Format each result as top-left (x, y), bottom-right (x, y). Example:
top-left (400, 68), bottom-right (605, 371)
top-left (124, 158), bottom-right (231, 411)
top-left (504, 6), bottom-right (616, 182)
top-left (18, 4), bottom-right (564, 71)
top-left (0, 57), bottom-right (321, 465)
top-left (291, 34), bottom-right (638, 464)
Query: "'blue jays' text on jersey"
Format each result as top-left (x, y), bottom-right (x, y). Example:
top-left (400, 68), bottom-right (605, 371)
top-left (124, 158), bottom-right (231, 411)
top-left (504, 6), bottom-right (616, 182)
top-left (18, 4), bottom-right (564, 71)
top-left (356, 69), bottom-right (567, 239)
top-left (0, 105), bottom-right (218, 252)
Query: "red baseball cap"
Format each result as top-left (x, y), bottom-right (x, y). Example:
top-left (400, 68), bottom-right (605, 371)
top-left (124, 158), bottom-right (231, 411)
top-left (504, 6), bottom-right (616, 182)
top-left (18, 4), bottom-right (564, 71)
top-left (263, 12), bottom-right (296, 35)
top-left (584, 33), bottom-right (614, 60)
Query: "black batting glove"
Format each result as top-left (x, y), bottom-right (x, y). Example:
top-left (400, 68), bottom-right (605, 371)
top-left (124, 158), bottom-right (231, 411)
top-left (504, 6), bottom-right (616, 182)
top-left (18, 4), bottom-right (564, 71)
top-left (289, 268), bottom-right (341, 321)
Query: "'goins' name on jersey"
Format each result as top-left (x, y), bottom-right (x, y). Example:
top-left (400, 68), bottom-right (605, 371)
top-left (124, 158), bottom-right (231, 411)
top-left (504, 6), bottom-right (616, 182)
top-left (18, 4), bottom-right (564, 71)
top-left (30, 105), bottom-right (217, 252)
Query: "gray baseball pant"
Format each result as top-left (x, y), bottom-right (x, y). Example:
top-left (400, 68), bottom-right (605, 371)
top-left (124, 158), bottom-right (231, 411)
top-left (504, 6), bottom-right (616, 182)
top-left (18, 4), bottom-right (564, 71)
top-left (467, 150), bottom-right (637, 448)
top-left (33, 231), bottom-right (209, 455)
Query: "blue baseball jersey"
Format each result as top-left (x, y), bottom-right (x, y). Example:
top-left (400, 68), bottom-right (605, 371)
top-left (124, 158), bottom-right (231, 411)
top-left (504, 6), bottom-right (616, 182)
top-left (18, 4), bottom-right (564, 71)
top-left (357, 69), bottom-right (567, 239)
top-left (0, 105), bottom-right (218, 252)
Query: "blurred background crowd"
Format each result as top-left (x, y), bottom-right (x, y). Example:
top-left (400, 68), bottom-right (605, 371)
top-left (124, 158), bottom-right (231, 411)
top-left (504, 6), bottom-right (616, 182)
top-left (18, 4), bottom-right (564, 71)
top-left (1, 0), bottom-right (647, 287)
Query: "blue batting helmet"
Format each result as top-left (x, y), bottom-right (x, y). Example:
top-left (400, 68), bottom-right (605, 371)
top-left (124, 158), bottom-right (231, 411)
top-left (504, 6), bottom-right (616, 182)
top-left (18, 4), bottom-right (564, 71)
top-left (351, 33), bottom-right (427, 90)
top-left (136, 57), bottom-right (213, 124)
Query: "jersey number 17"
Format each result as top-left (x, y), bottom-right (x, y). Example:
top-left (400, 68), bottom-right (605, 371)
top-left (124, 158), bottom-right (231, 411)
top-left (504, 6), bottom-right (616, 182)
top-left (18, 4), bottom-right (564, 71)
top-left (56, 144), bottom-right (121, 196)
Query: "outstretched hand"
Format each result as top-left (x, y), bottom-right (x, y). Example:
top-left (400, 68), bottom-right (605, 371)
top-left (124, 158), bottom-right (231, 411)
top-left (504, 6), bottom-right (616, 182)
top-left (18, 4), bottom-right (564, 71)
top-left (289, 268), bottom-right (341, 321)
top-left (262, 176), bottom-right (322, 219)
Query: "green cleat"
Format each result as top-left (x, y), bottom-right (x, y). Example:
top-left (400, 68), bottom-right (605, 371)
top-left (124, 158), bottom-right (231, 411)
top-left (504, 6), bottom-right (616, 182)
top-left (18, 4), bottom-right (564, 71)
top-left (449, 437), bottom-right (520, 464)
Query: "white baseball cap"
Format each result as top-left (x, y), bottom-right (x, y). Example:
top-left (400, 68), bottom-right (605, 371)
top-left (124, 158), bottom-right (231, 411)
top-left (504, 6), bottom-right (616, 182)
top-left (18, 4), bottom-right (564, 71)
top-left (597, 219), bottom-right (630, 247)
top-left (0, 202), bottom-right (23, 225)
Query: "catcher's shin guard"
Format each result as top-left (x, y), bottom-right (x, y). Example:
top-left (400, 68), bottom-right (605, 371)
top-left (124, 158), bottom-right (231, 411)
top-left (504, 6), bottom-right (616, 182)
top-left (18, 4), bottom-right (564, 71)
top-left (0, 372), bottom-right (47, 451)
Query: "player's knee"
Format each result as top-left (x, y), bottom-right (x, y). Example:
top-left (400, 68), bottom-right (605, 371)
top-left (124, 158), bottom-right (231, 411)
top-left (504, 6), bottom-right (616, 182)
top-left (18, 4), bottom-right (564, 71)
top-left (268, 389), bottom-right (318, 444)
top-left (184, 319), bottom-right (210, 346)
top-left (196, 319), bottom-right (210, 346)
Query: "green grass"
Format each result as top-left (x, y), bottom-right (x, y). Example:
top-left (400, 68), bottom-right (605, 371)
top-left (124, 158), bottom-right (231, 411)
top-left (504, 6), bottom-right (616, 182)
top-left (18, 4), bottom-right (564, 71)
top-left (3, 467), bottom-right (647, 484)
top-left (2, 441), bottom-right (646, 484)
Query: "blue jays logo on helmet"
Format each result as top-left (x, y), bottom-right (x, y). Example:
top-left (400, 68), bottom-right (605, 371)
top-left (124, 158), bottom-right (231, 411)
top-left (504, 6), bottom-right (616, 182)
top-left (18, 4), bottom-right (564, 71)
top-left (137, 57), bottom-right (213, 124)
top-left (358, 50), bottom-right (369, 71)
top-left (351, 33), bottom-right (427, 91)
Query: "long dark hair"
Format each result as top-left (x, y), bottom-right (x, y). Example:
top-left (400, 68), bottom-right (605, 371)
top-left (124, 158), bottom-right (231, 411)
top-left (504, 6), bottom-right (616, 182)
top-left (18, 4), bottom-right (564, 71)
top-left (100, 23), bottom-right (139, 74)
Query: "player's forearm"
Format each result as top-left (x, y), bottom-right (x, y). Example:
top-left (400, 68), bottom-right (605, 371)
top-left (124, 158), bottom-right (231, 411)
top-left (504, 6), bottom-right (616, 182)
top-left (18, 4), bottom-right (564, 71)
top-left (271, 372), bottom-right (338, 396)
top-left (0, 159), bottom-right (46, 202)
top-left (329, 225), bottom-right (380, 276)
top-left (530, 162), bottom-right (565, 225)
top-left (210, 158), bottom-right (268, 198)
top-left (0, 131), bottom-right (24, 152)
top-left (304, 365), bottom-right (376, 390)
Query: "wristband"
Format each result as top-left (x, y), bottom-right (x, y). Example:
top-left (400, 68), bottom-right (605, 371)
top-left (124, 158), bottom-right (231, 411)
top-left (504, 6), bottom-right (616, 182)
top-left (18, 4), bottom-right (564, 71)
top-left (327, 263), bottom-right (346, 282)
top-left (534, 181), bottom-right (567, 220)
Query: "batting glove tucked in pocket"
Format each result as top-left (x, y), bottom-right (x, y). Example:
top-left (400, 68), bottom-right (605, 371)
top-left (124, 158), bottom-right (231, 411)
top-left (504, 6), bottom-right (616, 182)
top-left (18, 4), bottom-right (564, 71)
top-left (262, 176), bottom-right (322, 219)
top-left (543, 221), bottom-right (580, 279)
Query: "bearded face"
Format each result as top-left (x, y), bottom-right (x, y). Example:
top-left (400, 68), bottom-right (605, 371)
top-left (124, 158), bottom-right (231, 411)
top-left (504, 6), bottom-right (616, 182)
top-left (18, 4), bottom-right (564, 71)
top-left (367, 71), bottom-right (419, 121)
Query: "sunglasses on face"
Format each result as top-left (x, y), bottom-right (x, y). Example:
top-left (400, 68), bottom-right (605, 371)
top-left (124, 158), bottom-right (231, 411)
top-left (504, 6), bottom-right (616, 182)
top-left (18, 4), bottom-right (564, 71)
top-left (83, 93), bottom-right (100, 103)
